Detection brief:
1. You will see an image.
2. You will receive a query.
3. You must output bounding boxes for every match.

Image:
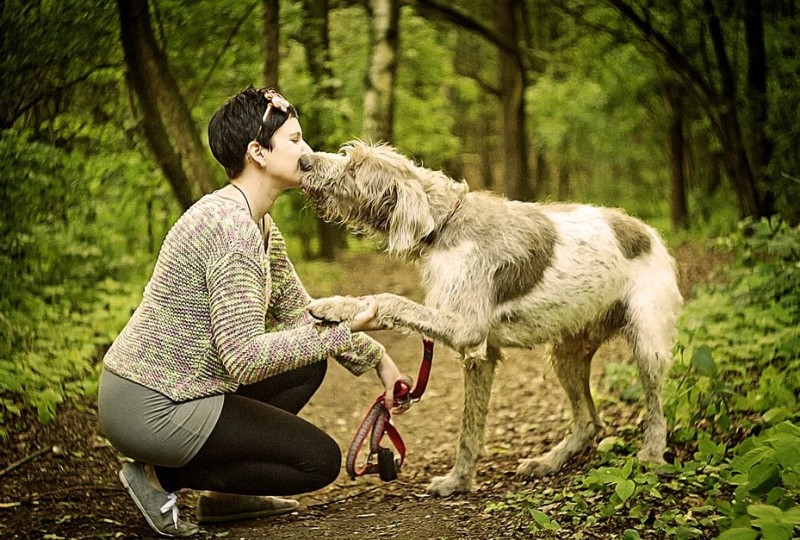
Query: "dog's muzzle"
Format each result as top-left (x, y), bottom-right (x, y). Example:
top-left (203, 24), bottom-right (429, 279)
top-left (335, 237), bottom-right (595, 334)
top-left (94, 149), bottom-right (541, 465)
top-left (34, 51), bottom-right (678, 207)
top-left (299, 154), bottom-right (313, 172)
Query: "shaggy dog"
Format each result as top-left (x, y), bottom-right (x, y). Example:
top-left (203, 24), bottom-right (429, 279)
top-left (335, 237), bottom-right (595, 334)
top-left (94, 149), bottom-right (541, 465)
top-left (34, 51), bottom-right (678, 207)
top-left (299, 141), bottom-right (683, 497)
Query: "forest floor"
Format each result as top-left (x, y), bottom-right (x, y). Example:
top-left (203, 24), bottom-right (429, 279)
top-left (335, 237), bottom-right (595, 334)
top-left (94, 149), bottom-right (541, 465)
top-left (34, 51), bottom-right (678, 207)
top-left (0, 243), bottom-right (729, 539)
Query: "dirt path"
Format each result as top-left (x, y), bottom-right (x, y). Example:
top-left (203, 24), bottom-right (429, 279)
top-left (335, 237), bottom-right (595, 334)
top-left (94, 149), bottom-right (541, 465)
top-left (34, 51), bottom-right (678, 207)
top-left (0, 243), bottom-right (726, 539)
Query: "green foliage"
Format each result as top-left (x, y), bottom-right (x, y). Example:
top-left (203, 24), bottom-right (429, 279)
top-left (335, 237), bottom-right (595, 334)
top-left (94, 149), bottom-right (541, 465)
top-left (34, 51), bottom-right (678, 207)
top-left (0, 112), bottom-right (177, 429)
top-left (485, 218), bottom-right (800, 538)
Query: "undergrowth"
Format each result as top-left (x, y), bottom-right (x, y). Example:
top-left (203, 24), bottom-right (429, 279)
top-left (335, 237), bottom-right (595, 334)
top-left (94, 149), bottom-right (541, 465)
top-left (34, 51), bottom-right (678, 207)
top-left (484, 217), bottom-right (800, 539)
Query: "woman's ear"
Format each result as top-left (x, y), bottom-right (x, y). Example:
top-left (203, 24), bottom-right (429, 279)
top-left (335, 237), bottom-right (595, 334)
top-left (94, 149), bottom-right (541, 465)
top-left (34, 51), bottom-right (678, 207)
top-left (246, 141), bottom-right (268, 168)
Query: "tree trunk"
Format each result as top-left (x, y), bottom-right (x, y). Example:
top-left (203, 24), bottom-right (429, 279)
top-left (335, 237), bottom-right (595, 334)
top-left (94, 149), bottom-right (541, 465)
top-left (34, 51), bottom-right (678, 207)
top-left (299, 0), bottom-right (345, 259)
top-left (663, 81), bottom-right (688, 230)
top-left (262, 0), bottom-right (280, 88)
top-left (607, 0), bottom-right (771, 221)
top-left (534, 150), bottom-right (549, 200)
top-left (117, 0), bottom-right (219, 210)
top-left (557, 161), bottom-right (569, 201)
top-left (744, 0), bottom-right (774, 215)
top-left (703, 0), bottom-right (762, 219)
top-left (362, 0), bottom-right (400, 143)
top-left (495, 0), bottom-right (531, 201)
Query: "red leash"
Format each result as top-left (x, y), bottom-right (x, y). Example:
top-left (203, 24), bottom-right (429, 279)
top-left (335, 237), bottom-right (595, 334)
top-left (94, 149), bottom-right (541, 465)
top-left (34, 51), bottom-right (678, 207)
top-left (345, 338), bottom-right (434, 481)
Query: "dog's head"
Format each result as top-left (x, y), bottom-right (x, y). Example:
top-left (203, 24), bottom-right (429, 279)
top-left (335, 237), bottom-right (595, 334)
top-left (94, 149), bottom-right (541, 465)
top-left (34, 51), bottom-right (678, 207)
top-left (300, 140), bottom-right (468, 255)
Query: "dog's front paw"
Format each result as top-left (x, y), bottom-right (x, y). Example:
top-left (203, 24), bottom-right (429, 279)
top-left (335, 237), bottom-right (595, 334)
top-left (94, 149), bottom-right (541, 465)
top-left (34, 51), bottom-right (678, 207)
top-left (307, 296), bottom-right (365, 322)
top-left (426, 472), bottom-right (470, 497)
top-left (516, 457), bottom-right (560, 478)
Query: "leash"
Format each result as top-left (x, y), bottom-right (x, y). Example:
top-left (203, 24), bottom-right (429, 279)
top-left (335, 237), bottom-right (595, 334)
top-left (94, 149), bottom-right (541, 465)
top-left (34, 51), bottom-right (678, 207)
top-left (345, 338), bottom-right (434, 481)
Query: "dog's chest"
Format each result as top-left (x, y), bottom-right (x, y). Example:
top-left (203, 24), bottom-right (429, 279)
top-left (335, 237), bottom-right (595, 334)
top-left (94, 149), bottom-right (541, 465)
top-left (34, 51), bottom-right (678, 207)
top-left (419, 241), bottom-right (477, 304)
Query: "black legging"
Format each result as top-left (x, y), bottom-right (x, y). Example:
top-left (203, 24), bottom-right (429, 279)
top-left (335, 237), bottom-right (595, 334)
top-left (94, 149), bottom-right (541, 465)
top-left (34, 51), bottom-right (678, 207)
top-left (154, 361), bottom-right (341, 495)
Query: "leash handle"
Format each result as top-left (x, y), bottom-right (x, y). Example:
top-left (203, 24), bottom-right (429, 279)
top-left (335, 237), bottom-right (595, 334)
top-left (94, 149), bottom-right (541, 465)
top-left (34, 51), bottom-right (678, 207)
top-left (345, 338), bottom-right (434, 481)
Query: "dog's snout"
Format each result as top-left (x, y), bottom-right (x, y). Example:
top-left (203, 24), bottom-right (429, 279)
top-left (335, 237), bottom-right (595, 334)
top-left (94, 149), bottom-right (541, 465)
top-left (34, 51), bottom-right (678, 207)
top-left (299, 154), bottom-right (313, 172)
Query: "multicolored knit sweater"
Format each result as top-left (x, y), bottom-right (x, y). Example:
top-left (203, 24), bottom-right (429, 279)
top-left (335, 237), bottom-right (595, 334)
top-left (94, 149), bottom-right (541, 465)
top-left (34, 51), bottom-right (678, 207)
top-left (104, 193), bottom-right (384, 402)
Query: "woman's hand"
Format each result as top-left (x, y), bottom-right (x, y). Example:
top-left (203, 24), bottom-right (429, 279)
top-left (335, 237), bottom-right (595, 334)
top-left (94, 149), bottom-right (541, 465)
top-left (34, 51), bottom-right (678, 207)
top-left (349, 296), bottom-right (385, 332)
top-left (376, 353), bottom-right (414, 415)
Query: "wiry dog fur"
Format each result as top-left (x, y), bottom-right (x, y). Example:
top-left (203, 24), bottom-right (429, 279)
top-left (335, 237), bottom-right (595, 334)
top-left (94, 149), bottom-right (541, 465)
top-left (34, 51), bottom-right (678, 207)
top-left (299, 141), bottom-right (683, 497)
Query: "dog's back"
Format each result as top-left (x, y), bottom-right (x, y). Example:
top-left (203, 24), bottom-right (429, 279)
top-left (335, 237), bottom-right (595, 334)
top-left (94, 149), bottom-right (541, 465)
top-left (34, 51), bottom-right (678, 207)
top-left (419, 193), bottom-right (682, 349)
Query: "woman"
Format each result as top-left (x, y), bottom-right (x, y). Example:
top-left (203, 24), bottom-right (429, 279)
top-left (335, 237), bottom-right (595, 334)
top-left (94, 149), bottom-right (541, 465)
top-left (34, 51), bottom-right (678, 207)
top-left (98, 87), bottom-right (411, 537)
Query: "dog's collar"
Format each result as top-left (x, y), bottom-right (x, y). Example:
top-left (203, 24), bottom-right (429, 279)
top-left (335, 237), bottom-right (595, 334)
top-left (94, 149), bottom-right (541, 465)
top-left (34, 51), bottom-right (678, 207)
top-left (421, 198), bottom-right (462, 245)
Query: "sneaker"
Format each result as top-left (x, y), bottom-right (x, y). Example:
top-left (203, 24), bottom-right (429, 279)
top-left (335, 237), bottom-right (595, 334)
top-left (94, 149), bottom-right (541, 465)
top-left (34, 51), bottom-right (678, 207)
top-left (195, 493), bottom-right (299, 523)
top-left (118, 462), bottom-right (199, 537)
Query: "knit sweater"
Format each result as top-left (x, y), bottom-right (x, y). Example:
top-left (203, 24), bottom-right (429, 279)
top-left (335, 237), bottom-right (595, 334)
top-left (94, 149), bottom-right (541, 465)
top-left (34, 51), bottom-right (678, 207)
top-left (104, 193), bottom-right (384, 402)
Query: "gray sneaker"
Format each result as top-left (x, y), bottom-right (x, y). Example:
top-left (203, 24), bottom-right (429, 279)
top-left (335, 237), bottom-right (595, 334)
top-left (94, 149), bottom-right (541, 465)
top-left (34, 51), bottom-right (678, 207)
top-left (196, 493), bottom-right (299, 523)
top-left (118, 462), bottom-right (199, 537)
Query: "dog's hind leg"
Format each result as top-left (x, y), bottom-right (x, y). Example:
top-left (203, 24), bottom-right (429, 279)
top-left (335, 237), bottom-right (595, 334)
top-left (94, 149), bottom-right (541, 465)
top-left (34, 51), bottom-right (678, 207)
top-left (517, 336), bottom-right (602, 478)
top-left (626, 316), bottom-right (675, 465)
top-left (427, 345), bottom-right (500, 496)
top-left (626, 266), bottom-right (681, 465)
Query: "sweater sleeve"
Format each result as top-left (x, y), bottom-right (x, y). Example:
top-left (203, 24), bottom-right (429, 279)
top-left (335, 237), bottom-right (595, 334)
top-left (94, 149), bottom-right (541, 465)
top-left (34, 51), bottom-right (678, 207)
top-left (267, 230), bottom-right (385, 376)
top-left (207, 250), bottom-right (352, 384)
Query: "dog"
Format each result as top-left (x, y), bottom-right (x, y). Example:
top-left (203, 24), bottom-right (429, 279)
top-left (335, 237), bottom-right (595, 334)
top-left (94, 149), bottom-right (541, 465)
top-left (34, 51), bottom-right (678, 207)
top-left (298, 141), bottom-right (683, 497)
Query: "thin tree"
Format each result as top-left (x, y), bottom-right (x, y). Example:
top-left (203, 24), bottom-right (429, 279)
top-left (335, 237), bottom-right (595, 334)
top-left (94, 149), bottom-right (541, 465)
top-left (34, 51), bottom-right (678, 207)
top-left (263, 0), bottom-right (280, 88)
top-left (117, 0), bottom-right (220, 210)
top-left (603, 0), bottom-right (773, 219)
top-left (362, 0), bottom-right (400, 143)
top-left (407, 0), bottom-right (534, 201)
top-left (298, 0), bottom-right (347, 259)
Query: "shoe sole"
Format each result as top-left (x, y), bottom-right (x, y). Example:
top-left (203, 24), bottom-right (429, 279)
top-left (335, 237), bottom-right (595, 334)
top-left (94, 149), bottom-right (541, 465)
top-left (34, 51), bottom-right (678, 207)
top-left (119, 468), bottom-right (198, 537)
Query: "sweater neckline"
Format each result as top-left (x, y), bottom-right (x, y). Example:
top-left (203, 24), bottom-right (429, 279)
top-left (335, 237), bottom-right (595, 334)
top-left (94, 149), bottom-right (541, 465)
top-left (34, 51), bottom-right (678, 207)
top-left (211, 192), bottom-right (273, 253)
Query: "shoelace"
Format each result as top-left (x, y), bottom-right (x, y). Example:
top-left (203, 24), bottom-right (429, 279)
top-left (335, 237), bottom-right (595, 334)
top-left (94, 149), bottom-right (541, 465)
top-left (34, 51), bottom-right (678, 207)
top-left (159, 493), bottom-right (179, 529)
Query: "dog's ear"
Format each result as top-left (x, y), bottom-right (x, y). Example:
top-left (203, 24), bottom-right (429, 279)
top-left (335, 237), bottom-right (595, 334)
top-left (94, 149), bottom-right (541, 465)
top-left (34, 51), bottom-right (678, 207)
top-left (386, 179), bottom-right (435, 254)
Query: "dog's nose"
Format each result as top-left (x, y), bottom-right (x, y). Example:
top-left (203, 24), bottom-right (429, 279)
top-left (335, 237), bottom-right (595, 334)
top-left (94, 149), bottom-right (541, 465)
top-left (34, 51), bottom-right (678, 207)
top-left (299, 154), bottom-right (312, 172)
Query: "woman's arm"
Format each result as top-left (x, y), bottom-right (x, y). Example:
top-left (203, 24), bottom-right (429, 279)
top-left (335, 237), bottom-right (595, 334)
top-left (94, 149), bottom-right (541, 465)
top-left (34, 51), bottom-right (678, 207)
top-left (265, 228), bottom-right (385, 376)
top-left (208, 250), bottom-right (353, 384)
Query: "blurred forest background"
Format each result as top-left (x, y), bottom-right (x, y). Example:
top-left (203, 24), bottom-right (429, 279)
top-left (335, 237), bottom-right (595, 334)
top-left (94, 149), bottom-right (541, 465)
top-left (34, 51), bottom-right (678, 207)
top-left (2, 0), bottom-right (799, 433)
top-left (0, 1), bottom-right (799, 537)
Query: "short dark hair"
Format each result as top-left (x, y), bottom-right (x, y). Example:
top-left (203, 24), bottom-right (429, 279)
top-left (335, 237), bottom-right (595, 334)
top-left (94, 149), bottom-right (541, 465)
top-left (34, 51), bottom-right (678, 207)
top-left (208, 86), bottom-right (299, 179)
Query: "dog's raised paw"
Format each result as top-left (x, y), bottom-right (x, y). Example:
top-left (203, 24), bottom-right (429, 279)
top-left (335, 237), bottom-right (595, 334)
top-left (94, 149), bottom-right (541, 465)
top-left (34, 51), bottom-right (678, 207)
top-left (307, 296), bottom-right (364, 322)
top-left (426, 473), bottom-right (469, 497)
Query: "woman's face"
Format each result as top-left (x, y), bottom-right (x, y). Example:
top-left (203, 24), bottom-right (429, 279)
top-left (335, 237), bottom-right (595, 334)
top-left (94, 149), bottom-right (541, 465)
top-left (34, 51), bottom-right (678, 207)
top-left (263, 117), bottom-right (313, 188)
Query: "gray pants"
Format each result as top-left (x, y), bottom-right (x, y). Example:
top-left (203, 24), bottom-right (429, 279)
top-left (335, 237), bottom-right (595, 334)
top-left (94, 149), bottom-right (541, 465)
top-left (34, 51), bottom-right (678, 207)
top-left (98, 369), bottom-right (223, 467)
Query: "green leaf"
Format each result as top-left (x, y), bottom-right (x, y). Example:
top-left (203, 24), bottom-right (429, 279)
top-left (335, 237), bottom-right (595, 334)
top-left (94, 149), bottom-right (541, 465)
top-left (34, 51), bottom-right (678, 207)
top-left (691, 345), bottom-right (716, 376)
top-left (715, 528), bottom-right (759, 540)
top-left (762, 408), bottom-right (790, 425)
top-left (747, 504), bottom-right (783, 521)
top-left (755, 522), bottom-right (793, 540)
top-left (529, 509), bottom-right (559, 531)
top-left (781, 506), bottom-right (800, 526)
top-left (747, 464), bottom-right (781, 495)
top-left (597, 436), bottom-right (625, 454)
top-left (615, 479), bottom-right (636, 502)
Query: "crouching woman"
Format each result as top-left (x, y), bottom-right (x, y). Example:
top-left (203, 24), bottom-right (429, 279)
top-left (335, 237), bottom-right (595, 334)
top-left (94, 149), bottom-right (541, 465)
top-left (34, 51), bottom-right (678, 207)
top-left (98, 87), bottom-right (410, 537)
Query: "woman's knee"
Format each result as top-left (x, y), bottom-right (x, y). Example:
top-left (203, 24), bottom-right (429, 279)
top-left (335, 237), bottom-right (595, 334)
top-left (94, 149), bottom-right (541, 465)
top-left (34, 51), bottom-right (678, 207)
top-left (308, 433), bottom-right (342, 489)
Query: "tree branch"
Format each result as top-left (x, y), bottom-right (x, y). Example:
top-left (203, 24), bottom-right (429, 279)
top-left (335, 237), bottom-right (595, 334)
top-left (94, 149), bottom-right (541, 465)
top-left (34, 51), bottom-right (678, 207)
top-left (402, 0), bottom-right (519, 59)
top-left (602, 0), bottom-right (716, 104)
top-left (188, 0), bottom-right (259, 110)
top-left (0, 447), bottom-right (49, 478)
top-left (5, 63), bottom-right (121, 128)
